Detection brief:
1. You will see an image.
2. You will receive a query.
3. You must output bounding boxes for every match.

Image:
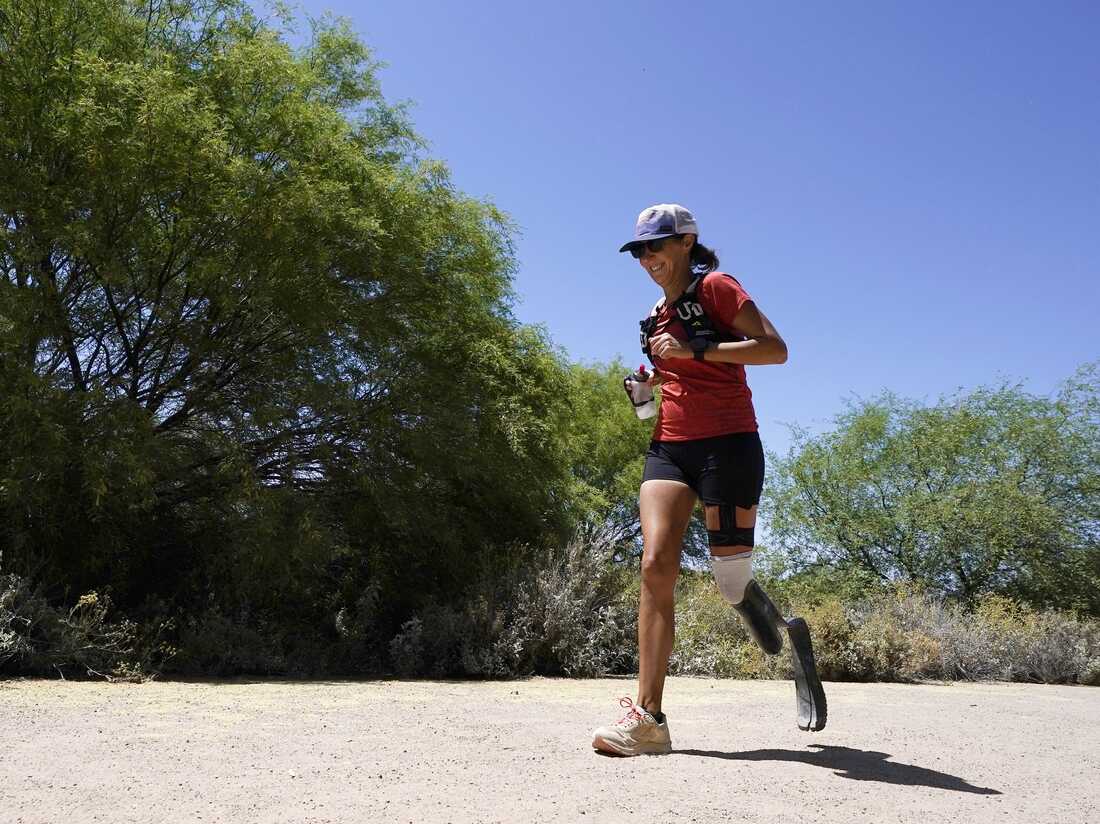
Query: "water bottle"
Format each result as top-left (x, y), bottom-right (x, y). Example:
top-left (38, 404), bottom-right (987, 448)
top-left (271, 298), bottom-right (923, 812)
top-left (624, 364), bottom-right (657, 419)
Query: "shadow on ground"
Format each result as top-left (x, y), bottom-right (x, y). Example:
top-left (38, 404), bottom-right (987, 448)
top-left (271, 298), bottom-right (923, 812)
top-left (674, 744), bottom-right (1001, 795)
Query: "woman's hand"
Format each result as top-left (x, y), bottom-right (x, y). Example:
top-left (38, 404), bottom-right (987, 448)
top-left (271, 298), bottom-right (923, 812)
top-left (649, 333), bottom-right (691, 360)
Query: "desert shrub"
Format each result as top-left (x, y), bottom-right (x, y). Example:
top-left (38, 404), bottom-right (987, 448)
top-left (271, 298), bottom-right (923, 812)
top-left (516, 540), bottom-right (638, 677)
top-left (329, 583), bottom-right (387, 675)
top-left (387, 538), bottom-right (639, 678)
top-left (669, 573), bottom-right (931, 683)
top-left (170, 610), bottom-right (289, 677)
top-left (0, 575), bottom-right (35, 668)
top-left (1081, 658), bottom-right (1100, 687)
top-left (802, 589), bottom-right (1100, 684)
top-left (670, 572), bottom-right (786, 679)
top-left (667, 578), bottom-right (1100, 685)
top-left (388, 597), bottom-right (527, 678)
top-left (1013, 612), bottom-right (1099, 683)
top-left (968, 596), bottom-right (1100, 684)
top-left (846, 590), bottom-right (1100, 683)
top-left (856, 589), bottom-right (1006, 680)
top-left (0, 574), bottom-right (168, 680)
top-left (670, 573), bottom-right (745, 677)
top-left (388, 615), bottom-right (431, 677)
top-left (849, 609), bottom-right (924, 681)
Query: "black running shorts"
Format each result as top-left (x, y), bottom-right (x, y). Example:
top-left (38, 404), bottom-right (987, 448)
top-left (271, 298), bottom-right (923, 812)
top-left (642, 431), bottom-right (765, 545)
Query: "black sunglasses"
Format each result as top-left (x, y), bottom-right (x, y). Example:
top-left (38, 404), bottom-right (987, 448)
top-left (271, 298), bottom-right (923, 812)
top-left (628, 235), bottom-right (681, 259)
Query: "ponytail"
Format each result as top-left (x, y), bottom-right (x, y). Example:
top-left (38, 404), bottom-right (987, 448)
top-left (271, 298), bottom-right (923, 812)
top-left (689, 240), bottom-right (719, 274)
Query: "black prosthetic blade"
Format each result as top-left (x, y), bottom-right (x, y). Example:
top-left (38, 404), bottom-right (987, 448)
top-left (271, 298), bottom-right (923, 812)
top-left (787, 617), bottom-right (827, 732)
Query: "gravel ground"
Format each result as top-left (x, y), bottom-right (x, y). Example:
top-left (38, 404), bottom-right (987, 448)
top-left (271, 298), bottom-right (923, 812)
top-left (1, 676), bottom-right (1097, 824)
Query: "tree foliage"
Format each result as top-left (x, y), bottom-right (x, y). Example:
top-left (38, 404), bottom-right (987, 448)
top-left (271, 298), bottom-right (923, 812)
top-left (559, 359), bottom-right (712, 560)
top-left (9, 1), bottom-right (1092, 680)
top-left (0, 0), bottom-right (598, 656)
top-left (556, 360), bottom-right (650, 550)
top-left (766, 363), bottom-right (1100, 614)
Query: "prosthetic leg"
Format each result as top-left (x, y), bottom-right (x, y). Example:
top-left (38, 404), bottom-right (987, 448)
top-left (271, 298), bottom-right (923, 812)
top-left (712, 557), bottom-right (828, 731)
top-left (785, 615), bottom-right (827, 732)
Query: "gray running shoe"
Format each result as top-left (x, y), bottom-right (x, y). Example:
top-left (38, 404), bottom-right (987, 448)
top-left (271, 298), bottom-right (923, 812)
top-left (591, 697), bottom-right (672, 756)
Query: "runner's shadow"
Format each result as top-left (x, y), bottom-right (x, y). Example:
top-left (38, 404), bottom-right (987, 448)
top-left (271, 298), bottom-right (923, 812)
top-left (674, 744), bottom-right (1001, 795)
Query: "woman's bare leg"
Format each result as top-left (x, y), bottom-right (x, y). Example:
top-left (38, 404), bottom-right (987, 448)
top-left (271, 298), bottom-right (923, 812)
top-left (636, 479), bottom-right (698, 715)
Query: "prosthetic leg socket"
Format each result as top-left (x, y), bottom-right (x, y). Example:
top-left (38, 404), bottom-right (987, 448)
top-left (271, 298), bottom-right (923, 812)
top-left (732, 579), bottom-right (785, 656)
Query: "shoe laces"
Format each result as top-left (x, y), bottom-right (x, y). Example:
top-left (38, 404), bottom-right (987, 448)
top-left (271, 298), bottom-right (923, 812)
top-left (614, 696), bottom-right (651, 726)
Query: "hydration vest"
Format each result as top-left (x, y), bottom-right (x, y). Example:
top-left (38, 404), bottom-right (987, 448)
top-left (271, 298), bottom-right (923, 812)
top-left (639, 272), bottom-right (746, 365)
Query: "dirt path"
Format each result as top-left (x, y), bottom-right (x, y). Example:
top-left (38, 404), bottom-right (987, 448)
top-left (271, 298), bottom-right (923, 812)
top-left (1, 677), bottom-right (1097, 823)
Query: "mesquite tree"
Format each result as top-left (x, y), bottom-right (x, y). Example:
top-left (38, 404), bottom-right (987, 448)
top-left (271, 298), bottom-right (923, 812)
top-left (766, 365), bottom-right (1100, 614)
top-left (0, 1), bottom-right (578, 640)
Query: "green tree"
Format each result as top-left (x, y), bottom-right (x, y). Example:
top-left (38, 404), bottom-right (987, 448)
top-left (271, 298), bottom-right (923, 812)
top-left (558, 359), bottom-right (711, 561)
top-left (558, 359), bottom-right (649, 551)
top-left (0, 0), bottom-right (583, 660)
top-left (766, 363), bottom-right (1100, 614)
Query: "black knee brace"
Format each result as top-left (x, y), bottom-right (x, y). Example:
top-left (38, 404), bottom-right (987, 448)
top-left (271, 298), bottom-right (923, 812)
top-left (705, 503), bottom-right (755, 548)
top-left (733, 580), bottom-right (786, 655)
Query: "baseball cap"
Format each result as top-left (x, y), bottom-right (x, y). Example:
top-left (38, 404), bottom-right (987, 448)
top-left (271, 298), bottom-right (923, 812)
top-left (618, 203), bottom-right (699, 253)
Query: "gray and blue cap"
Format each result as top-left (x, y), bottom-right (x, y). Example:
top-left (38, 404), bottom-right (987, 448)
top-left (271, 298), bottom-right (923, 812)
top-left (618, 203), bottom-right (700, 253)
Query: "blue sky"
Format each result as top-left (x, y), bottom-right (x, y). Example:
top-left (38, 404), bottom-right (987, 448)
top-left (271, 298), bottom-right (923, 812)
top-left (293, 0), bottom-right (1099, 459)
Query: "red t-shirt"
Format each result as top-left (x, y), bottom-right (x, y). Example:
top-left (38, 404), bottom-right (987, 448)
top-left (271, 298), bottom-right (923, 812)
top-left (647, 272), bottom-right (759, 441)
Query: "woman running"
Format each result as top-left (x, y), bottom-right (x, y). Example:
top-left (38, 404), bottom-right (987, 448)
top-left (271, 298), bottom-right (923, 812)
top-left (592, 203), bottom-right (826, 756)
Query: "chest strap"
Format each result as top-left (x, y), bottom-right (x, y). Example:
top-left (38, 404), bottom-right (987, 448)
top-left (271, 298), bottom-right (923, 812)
top-left (639, 273), bottom-right (743, 364)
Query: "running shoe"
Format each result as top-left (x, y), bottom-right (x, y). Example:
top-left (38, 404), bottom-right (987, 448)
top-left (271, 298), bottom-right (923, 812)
top-left (787, 617), bottom-right (828, 731)
top-left (591, 697), bottom-right (672, 756)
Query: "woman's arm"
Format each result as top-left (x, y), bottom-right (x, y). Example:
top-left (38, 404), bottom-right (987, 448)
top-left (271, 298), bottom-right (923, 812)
top-left (712, 300), bottom-right (787, 364)
top-left (648, 301), bottom-right (788, 365)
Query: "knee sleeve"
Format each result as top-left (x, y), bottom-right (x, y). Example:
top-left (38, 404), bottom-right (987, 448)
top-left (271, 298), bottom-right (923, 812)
top-left (710, 552), bottom-right (753, 605)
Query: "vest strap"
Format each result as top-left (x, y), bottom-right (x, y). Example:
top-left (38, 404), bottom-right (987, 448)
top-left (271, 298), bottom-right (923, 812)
top-left (639, 273), bottom-right (743, 364)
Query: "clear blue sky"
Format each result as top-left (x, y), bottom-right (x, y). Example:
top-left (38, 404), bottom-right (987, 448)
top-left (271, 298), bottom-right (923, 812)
top-left (293, 0), bottom-right (1099, 458)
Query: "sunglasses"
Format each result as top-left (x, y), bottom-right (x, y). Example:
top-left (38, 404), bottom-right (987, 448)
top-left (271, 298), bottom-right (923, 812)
top-left (628, 235), bottom-right (681, 259)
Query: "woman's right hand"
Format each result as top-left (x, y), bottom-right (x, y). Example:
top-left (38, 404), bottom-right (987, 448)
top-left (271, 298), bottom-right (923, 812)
top-left (649, 333), bottom-right (692, 361)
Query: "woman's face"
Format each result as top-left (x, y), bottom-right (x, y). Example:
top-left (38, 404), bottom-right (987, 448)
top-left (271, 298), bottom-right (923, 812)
top-left (636, 233), bottom-right (695, 288)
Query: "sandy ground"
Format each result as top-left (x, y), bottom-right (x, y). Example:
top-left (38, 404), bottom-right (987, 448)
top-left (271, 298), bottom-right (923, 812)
top-left (1, 676), bottom-right (1097, 824)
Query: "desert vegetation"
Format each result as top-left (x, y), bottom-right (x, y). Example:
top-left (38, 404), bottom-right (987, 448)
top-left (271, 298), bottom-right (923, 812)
top-left (2, 1), bottom-right (1097, 684)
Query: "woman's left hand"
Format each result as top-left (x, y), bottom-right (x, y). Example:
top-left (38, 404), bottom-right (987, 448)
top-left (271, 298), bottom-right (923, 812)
top-left (649, 333), bottom-right (691, 360)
